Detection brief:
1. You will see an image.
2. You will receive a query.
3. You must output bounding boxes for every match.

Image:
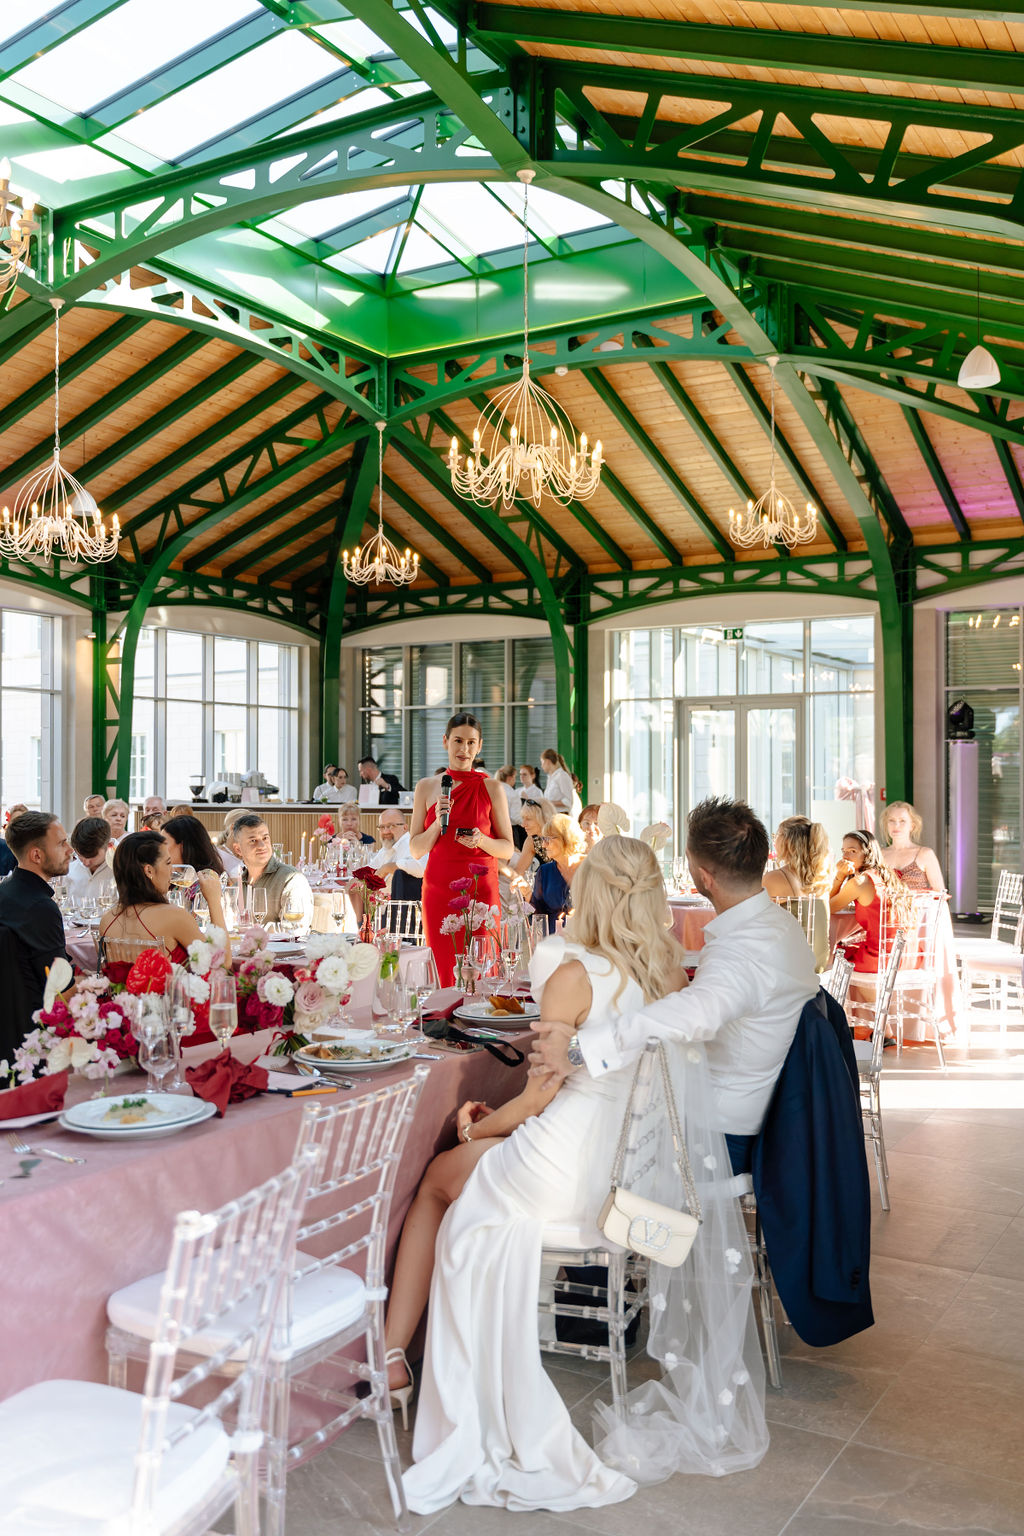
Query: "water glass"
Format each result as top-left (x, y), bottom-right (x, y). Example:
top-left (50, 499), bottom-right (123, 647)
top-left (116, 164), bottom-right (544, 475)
top-left (208, 970), bottom-right (238, 1053)
top-left (165, 969), bottom-right (196, 1091)
top-left (403, 950), bottom-right (440, 1039)
top-left (136, 997), bottom-right (174, 1094)
top-left (374, 975), bottom-right (414, 1037)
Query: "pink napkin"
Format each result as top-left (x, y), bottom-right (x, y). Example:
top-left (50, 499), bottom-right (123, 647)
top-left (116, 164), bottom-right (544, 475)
top-left (184, 1051), bottom-right (268, 1117)
top-left (0, 1071), bottom-right (69, 1121)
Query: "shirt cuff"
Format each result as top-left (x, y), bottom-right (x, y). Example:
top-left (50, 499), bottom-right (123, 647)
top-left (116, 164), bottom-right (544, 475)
top-left (577, 1018), bottom-right (625, 1078)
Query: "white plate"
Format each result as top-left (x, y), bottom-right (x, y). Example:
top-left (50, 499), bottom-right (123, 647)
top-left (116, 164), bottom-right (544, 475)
top-left (454, 1000), bottom-right (540, 1025)
top-left (58, 1101), bottom-right (217, 1139)
top-left (0, 1109), bottom-right (62, 1131)
top-left (295, 1037), bottom-right (412, 1074)
top-left (61, 1093), bottom-right (210, 1133)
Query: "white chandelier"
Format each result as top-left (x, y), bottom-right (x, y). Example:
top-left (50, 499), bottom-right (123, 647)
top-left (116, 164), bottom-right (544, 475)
top-left (0, 158), bottom-right (38, 301)
top-left (0, 299), bottom-right (120, 565)
top-left (448, 169), bottom-right (603, 510)
top-left (342, 420), bottom-right (419, 586)
top-left (728, 356), bottom-right (817, 549)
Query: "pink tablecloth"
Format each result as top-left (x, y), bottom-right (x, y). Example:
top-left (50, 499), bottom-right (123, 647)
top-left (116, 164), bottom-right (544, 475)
top-left (0, 1017), bottom-right (530, 1402)
top-left (668, 900), bottom-right (715, 952)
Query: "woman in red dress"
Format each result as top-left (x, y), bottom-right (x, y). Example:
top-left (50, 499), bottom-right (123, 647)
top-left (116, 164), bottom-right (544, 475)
top-left (410, 712), bottom-right (516, 986)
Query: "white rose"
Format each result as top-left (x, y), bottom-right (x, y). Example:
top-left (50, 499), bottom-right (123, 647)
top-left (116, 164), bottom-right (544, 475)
top-left (263, 974), bottom-right (295, 1008)
top-left (346, 943), bottom-right (379, 981)
top-left (205, 925), bottom-right (227, 950)
top-left (316, 955), bottom-right (350, 992)
top-left (188, 941), bottom-right (214, 976)
top-left (185, 974), bottom-right (210, 1004)
top-left (304, 934), bottom-right (342, 961)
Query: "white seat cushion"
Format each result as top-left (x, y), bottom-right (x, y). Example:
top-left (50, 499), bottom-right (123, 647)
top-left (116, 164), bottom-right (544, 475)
top-left (852, 1039), bottom-right (874, 1065)
top-left (962, 954), bottom-right (1023, 978)
top-left (0, 1379), bottom-right (230, 1535)
top-left (957, 937), bottom-right (1015, 962)
top-left (108, 1250), bottom-right (367, 1363)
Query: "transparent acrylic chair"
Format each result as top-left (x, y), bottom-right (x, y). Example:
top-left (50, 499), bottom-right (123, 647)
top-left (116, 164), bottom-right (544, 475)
top-left (851, 929), bottom-right (906, 1210)
top-left (378, 900), bottom-right (424, 945)
top-left (107, 1071), bottom-right (428, 1536)
top-left (0, 1146), bottom-right (319, 1535)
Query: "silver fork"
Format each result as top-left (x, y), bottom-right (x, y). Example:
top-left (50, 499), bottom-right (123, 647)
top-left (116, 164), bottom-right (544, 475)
top-left (6, 1131), bottom-right (84, 1165)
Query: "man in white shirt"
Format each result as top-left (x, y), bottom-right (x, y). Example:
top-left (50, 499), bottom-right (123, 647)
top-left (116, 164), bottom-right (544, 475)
top-left (67, 817), bottom-right (117, 903)
top-left (368, 808), bottom-right (427, 900)
top-left (312, 763), bottom-right (342, 803)
top-left (532, 796), bottom-right (818, 1157)
top-left (142, 794), bottom-right (166, 819)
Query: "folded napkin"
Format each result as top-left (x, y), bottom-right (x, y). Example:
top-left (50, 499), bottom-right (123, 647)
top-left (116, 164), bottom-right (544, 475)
top-left (422, 997), bottom-right (462, 1024)
top-left (184, 1051), bottom-right (269, 1117)
top-left (0, 1070), bottom-right (69, 1121)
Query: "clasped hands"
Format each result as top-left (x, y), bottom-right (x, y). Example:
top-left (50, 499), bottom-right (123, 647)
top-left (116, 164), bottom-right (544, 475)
top-left (528, 1019), bottom-right (579, 1086)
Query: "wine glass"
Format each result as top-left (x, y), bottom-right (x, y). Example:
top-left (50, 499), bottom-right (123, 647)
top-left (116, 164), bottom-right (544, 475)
top-left (402, 950), bottom-right (440, 1041)
top-left (279, 903), bottom-right (303, 940)
top-left (500, 916), bottom-right (530, 987)
top-left (169, 864), bottom-right (195, 908)
top-left (165, 969), bottom-right (196, 1091)
top-left (250, 887), bottom-right (269, 929)
top-left (467, 934), bottom-right (500, 998)
top-left (136, 998), bottom-right (174, 1094)
top-left (208, 970), bottom-right (238, 1054)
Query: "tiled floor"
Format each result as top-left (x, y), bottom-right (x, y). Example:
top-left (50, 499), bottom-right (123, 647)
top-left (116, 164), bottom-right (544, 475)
top-left (283, 1031), bottom-right (1024, 1536)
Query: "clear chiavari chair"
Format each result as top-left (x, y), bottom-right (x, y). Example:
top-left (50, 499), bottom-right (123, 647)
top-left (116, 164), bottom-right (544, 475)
top-left (378, 899), bottom-right (424, 945)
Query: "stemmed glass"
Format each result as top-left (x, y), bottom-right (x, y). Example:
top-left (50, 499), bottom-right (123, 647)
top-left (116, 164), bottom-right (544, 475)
top-left (467, 934), bottom-right (500, 998)
top-left (208, 971), bottom-right (238, 1055)
top-left (500, 915), bottom-right (530, 987)
top-left (165, 968), bottom-right (196, 1091)
top-left (403, 950), bottom-right (440, 1042)
top-left (250, 887), bottom-right (269, 929)
top-left (169, 864), bottom-right (195, 908)
top-left (136, 997), bottom-right (174, 1094)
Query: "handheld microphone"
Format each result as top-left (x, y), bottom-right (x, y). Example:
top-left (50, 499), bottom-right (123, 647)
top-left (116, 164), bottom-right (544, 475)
top-left (440, 772), bottom-right (453, 835)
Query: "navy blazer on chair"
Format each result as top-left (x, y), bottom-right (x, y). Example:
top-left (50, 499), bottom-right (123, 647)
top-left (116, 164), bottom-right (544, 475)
top-left (752, 989), bottom-right (874, 1348)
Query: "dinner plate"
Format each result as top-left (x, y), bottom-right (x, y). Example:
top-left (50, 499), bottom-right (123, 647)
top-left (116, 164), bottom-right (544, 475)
top-left (61, 1092), bottom-right (211, 1133)
top-left (58, 1100), bottom-right (217, 1139)
top-left (0, 1109), bottom-right (62, 1131)
top-left (295, 1036), bottom-right (413, 1074)
top-left (453, 1000), bottom-right (540, 1027)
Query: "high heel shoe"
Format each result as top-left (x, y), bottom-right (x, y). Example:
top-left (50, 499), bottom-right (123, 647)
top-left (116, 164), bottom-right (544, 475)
top-left (385, 1346), bottom-right (413, 1430)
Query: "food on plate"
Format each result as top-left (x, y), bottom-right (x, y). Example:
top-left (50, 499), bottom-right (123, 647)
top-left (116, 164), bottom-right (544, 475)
top-left (306, 1041), bottom-right (401, 1062)
top-left (102, 1096), bottom-right (165, 1126)
top-left (488, 994), bottom-right (525, 1016)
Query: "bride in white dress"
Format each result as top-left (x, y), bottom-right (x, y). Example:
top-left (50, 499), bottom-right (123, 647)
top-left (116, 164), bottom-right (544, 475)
top-left (403, 836), bottom-right (769, 1515)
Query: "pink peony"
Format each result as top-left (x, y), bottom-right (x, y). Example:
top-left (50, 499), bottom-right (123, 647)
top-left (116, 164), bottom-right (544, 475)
top-left (295, 980), bottom-right (326, 1015)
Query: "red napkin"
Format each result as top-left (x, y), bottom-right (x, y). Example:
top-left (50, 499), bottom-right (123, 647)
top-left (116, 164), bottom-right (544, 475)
top-left (184, 1051), bottom-right (269, 1117)
top-left (422, 999), bottom-right (462, 1024)
top-left (0, 1070), bottom-right (69, 1121)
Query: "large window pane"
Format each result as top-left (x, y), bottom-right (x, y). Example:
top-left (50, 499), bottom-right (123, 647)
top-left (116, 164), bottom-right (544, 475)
top-left (512, 638), bottom-right (556, 705)
top-left (409, 708), bottom-right (451, 783)
top-left (410, 644), bottom-right (451, 708)
top-left (460, 640), bottom-right (504, 706)
top-left (130, 699), bottom-right (155, 803)
top-left (214, 637), bottom-right (247, 702)
top-left (361, 709), bottom-right (402, 778)
top-left (946, 691), bottom-right (1020, 911)
top-left (611, 698), bottom-right (675, 832)
top-left (468, 704), bottom-right (505, 769)
top-left (135, 627), bottom-right (156, 697)
top-left (258, 642), bottom-right (296, 706)
top-left (810, 617), bottom-right (874, 690)
top-left (2, 611), bottom-right (43, 688)
top-left (257, 707), bottom-right (294, 793)
top-left (166, 631), bottom-right (203, 701)
top-left (512, 702), bottom-right (558, 773)
top-left (363, 646), bottom-right (403, 712)
top-left (742, 622), bottom-right (804, 694)
top-left (166, 701), bottom-right (204, 799)
top-left (1, 689), bottom-right (43, 809)
top-left (947, 609), bottom-right (1020, 687)
top-left (213, 704), bottom-right (247, 776)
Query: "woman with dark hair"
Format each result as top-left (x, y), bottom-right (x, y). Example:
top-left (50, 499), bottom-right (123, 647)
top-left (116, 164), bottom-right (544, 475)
top-left (829, 829), bottom-right (913, 974)
top-left (161, 814), bottom-right (227, 930)
top-left (410, 711), bottom-right (515, 985)
top-left (99, 830), bottom-right (202, 976)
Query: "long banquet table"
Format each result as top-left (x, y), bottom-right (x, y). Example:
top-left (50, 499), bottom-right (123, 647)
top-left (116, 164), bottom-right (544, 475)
top-left (0, 1021), bottom-right (531, 1404)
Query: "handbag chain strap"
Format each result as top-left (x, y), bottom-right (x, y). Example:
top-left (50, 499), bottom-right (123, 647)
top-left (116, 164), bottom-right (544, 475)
top-left (609, 1041), bottom-right (703, 1224)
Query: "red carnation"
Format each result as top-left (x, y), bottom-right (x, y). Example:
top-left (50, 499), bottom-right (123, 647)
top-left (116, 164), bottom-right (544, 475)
top-left (468, 861), bottom-right (490, 877)
top-left (317, 815), bottom-right (336, 836)
top-left (450, 876), bottom-right (473, 893)
top-left (448, 894), bottom-right (471, 913)
top-left (354, 866), bottom-right (387, 892)
top-left (125, 948), bottom-right (173, 995)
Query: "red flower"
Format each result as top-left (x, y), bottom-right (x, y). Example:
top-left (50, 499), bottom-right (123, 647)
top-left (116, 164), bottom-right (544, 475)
top-left (317, 815), bottom-right (336, 836)
top-left (125, 949), bottom-right (173, 995)
top-left (448, 894), bottom-right (471, 913)
top-left (353, 866), bottom-right (387, 892)
top-left (468, 861), bottom-right (490, 877)
top-left (450, 876), bottom-right (473, 893)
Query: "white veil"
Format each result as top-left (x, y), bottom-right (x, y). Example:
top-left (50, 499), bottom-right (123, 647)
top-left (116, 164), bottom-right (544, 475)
top-left (592, 1037), bottom-right (770, 1481)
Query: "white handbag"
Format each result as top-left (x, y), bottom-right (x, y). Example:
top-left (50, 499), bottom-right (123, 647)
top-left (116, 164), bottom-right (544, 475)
top-left (599, 1041), bottom-right (702, 1267)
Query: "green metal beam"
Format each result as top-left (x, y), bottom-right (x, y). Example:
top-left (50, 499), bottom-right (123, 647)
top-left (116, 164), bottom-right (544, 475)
top-left (901, 402), bottom-right (971, 542)
top-left (643, 357), bottom-right (753, 507)
top-left (190, 458), bottom-right (354, 573)
top-left (477, 5), bottom-right (1024, 94)
top-left (724, 363), bottom-right (847, 553)
top-left (321, 439), bottom-right (380, 768)
top-left (0, 1), bottom-right (123, 74)
top-left (799, 374), bottom-right (911, 547)
top-left (584, 366), bottom-right (732, 561)
top-left (989, 420), bottom-right (1024, 532)
top-left (383, 473), bottom-right (494, 582)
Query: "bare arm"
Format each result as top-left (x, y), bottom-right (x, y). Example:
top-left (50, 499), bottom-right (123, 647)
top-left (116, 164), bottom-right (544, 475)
top-left (461, 1072), bottom-right (561, 1142)
top-left (918, 845), bottom-right (946, 891)
top-left (829, 872), bottom-right (874, 914)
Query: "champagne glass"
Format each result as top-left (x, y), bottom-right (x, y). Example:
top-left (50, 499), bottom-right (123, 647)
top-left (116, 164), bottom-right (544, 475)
top-left (169, 864), bottom-right (195, 908)
top-left (137, 997), bottom-right (173, 1094)
top-left (250, 887), bottom-right (269, 929)
top-left (165, 968), bottom-right (196, 1091)
top-left (402, 950), bottom-right (440, 1041)
top-left (467, 934), bottom-right (499, 998)
top-left (208, 970), bottom-right (238, 1054)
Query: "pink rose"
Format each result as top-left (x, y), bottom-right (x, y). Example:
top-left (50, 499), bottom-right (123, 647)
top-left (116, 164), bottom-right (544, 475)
top-left (295, 980), bottom-right (326, 1015)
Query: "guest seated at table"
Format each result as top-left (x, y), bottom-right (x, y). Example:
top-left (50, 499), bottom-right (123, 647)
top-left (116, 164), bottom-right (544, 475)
top-left (880, 801), bottom-right (945, 891)
top-left (330, 766), bottom-right (358, 804)
top-left (5, 802), bottom-right (28, 826)
top-left (142, 795), bottom-right (166, 819)
top-left (83, 793), bottom-right (106, 819)
top-left (67, 817), bottom-right (117, 904)
top-left (102, 798), bottom-right (129, 847)
top-left (161, 814), bottom-right (228, 931)
top-left (503, 797), bottom-right (555, 898)
top-left (231, 812), bottom-right (314, 927)
top-left (339, 802), bottom-right (376, 850)
top-left (312, 762), bottom-right (342, 803)
top-left (579, 803), bottom-right (603, 850)
top-left (763, 815), bottom-right (832, 971)
top-left (214, 809), bottom-right (246, 877)
top-left (0, 812), bottom-right (73, 1047)
top-left (529, 814), bottom-right (587, 931)
top-left (167, 804), bottom-right (195, 820)
top-left (358, 755), bottom-right (404, 804)
top-left (139, 811), bottom-right (163, 832)
top-left (368, 808), bottom-right (427, 902)
top-left (99, 830), bottom-right (201, 972)
top-left (829, 829), bottom-right (913, 974)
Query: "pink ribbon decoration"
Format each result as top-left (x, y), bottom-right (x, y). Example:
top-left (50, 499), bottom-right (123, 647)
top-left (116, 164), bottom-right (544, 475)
top-left (835, 777), bottom-right (875, 835)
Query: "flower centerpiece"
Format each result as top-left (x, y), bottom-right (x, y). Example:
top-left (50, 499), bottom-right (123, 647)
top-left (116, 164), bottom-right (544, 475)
top-left (440, 861), bottom-right (499, 992)
top-left (351, 865), bottom-right (388, 942)
top-left (6, 973), bottom-right (139, 1090)
top-left (232, 925), bottom-right (378, 1053)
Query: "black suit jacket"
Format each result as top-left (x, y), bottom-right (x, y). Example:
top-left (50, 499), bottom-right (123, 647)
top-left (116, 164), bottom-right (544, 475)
top-left (0, 867), bottom-right (71, 1048)
top-left (371, 772), bottom-right (404, 806)
top-left (752, 989), bottom-right (874, 1347)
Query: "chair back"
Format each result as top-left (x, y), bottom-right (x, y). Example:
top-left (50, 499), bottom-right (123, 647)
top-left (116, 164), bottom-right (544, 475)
top-left (866, 928), bottom-right (907, 1075)
top-left (130, 1144), bottom-right (320, 1525)
top-left (990, 869), bottom-right (1023, 942)
top-left (880, 890), bottom-right (943, 977)
top-left (100, 933), bottom-right (170, 969)
top-left (292, 1068), bottom-right (429, 1297)
top-left (776, 894), bottom-right (830, 972)
top-left (379, 900), bottom-right (423, 944)
top-left (824, 954), bottom-right (854, 1010)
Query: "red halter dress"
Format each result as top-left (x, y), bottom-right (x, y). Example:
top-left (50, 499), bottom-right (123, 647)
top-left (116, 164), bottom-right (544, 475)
top-left (421, 771), bottom-right (501, 987)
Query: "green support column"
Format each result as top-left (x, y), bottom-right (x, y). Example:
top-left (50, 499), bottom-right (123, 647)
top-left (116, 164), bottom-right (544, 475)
top-left (320, 441), bottom-right (380, 772)
top-left (880, 550), bottom-right (915, 804)
top-left (566, 581), bottom-right (589, 787)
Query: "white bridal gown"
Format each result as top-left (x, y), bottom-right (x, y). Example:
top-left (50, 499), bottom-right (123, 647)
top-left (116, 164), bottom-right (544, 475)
top-left (403, 937), bottom-right (769, 1515)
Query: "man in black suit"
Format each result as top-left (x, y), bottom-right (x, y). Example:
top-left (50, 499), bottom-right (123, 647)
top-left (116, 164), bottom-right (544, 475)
top-left (0, 811), bottom-right (73, 1051)
top-left (357, 756), bottom-right (404, 805)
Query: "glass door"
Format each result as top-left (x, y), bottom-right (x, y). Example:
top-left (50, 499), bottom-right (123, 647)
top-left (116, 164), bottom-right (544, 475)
top-left (678, 696), bottom-right (804, 849)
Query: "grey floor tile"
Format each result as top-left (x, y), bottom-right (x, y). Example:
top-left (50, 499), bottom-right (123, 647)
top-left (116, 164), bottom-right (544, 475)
top-left (977, 1212), bottom-right (1024, 1282)
top-left (924, 1269), bottom-right (1024, 1365)
top-left (878, 1148), bottom-right (1024, 1218)
top-left (868, 1194), bottom-right (1013, 1273)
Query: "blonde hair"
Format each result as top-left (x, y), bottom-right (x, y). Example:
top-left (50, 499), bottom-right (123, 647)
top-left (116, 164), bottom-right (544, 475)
top-left (776, 816), bottom-right (832, 895)
top-left (543, 813), bottom-right (586, 858)
top-left (521, 798), bottom-right (554, 833)
top-left (881, 800), bottom-right (924, 845)
top-left (216, 808), bottom-right (248, 848)
top-left (569, 836), bottom-right (685, 1004)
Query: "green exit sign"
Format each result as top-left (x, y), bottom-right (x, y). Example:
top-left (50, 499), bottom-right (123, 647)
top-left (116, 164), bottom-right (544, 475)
top-left (723, 627), bottom-right (744, 641)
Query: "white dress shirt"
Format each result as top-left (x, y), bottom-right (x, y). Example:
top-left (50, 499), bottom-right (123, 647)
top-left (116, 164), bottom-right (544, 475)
top-left (368, 832), bottom-right (427, 879)
top-left (67, 857), bottom-right (117, 902)
top-left (543, 767), bottom-right (574, 813)
top-left (579, 889), bottom-right (819, 1135)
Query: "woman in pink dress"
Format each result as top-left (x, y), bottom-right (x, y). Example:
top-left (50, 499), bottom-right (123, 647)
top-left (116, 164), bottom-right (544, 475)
top-left (880, 801), bottom-right (945, 892)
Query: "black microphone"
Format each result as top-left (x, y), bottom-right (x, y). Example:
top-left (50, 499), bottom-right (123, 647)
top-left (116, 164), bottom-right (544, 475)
top-left (440, 772), bottom-right (453, 835)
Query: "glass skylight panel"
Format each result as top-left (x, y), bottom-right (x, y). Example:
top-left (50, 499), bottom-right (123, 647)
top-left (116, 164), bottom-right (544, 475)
top-left (490, 181), bottom-right (611, 237)
top-left (0, 2), bottom-right (64, 45)
top-left (401, 7), bottom-right (459, 46)
top-left (344, 226), bottom-right (401, 273)
top-left (279, 186), bottom-right (410, 240)
top-left (15, 144), bottom-right (121, 184)
top-left (395, 226), bottom-right (456, 273)
top-left (315, 19), bottom-right (391, 62)
top-left (116, 31), bottom-right (341, 161)
top-left (418, 183), bottom-right (523, 258)
top-left (14, 0), bottom-right (261, 115)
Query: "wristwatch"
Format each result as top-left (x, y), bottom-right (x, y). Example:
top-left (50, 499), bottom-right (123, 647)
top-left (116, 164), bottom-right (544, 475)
top-left (567, 1033), bottom-right (585, 1069)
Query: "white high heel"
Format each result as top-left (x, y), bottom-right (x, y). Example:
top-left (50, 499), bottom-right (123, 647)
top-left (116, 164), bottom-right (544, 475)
top-left (385, 1346), bottom-right (413, 1430)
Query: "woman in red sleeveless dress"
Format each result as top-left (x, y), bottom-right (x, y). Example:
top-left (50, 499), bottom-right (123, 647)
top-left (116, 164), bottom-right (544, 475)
top-left (410, 712), bottom-right (516, 986)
